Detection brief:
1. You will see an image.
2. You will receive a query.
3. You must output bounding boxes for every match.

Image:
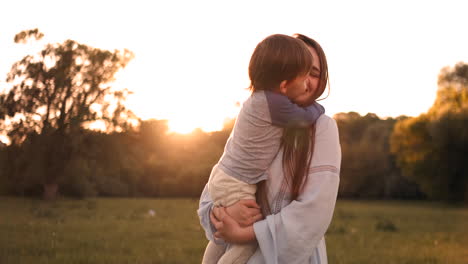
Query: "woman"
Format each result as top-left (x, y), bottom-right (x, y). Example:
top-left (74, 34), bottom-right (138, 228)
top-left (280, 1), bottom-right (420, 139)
top-left (198, 34), bottom-right (341, 264)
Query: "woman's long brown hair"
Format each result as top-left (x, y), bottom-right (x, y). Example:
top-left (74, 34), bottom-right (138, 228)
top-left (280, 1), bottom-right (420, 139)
top-left (256, 34), bottom-right (330, 215)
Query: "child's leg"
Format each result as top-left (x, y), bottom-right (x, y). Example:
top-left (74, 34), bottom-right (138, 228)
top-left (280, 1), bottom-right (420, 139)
top-left (207, 166), bottom-right (258, 264)
top-left (202, 240), bottom-right (227, 264)
top-left (208, 166), bottom-right (257, 207)
top-left (218, 242), bottom-right (258, 264)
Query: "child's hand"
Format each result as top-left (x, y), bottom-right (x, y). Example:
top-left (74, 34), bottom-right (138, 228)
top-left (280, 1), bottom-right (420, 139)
top-left (226, 199), bottom-right (263, 227)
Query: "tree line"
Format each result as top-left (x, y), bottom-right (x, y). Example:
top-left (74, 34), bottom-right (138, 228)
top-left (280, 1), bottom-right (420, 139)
top-left (0, 29), bottom-right (467, 202)
top-left (0, 119), bottom-right (229, 199)
top-left (0, 113), bottom-right (422, 200)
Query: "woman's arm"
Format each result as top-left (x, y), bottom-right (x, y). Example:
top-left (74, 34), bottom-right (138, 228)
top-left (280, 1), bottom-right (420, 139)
top-left (210, 207), bottom-right (257, 244)
top-left (197, 185), bottom-right (262, 244)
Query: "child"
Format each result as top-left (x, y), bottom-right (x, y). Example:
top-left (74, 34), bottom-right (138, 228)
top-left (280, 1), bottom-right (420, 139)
top-left (202, 34), bottom-right (324, 264)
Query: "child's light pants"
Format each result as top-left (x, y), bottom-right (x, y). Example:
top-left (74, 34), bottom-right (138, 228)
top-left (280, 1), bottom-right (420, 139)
top-left (202, 165), bottom-right (257, 264)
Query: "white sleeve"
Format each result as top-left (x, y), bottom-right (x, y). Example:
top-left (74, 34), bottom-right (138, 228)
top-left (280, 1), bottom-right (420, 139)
top-left (252, 116), bottom-right (341, 264)
top-left (197, 184), bottom-right (227, 245)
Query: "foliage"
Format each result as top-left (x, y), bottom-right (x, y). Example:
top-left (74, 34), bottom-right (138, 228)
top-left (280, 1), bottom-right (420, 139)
top-left (335, 112), bottom-right (422, 199)
top-left (0, 29), bottom-right (135, 199)
top-left (14, 28), bottom-right (44, 44)
top-left (391, 62), bottom-right (468, 202)
top-left (430, 62), bottom-right (468, 115)
top-left (0, 118), bottom-right (229, 198)
top-left (1, 36), bottom-right (135, 144)
top-left (0, 109), bottom-right (426, 199)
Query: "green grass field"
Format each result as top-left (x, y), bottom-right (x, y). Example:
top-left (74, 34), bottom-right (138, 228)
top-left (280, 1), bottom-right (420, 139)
top-left (0, 197), bottom-right (467, 264)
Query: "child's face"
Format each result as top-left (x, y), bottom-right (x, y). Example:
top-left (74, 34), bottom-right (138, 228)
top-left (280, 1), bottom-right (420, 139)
top-left (292, 79), bottom-right (315, 106)
top-left (282, 74), bottom-right (309, 100)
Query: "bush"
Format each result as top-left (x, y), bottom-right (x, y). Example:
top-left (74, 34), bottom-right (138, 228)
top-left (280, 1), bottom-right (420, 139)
top-left (375, 218), bottom-right (398, 232)
top-left (60, 158), bottom-right (97, 198)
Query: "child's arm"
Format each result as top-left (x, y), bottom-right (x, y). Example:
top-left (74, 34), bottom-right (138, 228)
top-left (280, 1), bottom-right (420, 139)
top-left (264, 91), bottom-right (325, 128)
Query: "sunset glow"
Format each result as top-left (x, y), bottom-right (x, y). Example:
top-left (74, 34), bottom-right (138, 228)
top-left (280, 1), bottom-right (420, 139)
top-left (1, 0), bottom-right (468, 139)
top-left (168, 119), bottom-right (214, 134)
top-left (0, 135), bottom-right (9, 145)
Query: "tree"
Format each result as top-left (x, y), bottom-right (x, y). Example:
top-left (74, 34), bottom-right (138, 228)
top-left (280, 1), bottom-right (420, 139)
top-left (0, 29), bottom-right (135, 199)
top-left (391, 115), bottom-right (436, 196)
top-left (334, 112), bottom-right (420, 199)
top-left (391, 62), bottom-right (468, 202)
top-left (13, 28), bottom-right (44, 44)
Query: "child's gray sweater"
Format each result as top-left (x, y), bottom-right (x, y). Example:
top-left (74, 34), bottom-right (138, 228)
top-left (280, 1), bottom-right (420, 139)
top-left (217, 90), bottom-right (324, 184)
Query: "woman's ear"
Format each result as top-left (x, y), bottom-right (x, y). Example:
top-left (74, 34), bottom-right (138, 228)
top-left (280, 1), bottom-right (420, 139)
top-left (279, 80), bottom-right (288, 95)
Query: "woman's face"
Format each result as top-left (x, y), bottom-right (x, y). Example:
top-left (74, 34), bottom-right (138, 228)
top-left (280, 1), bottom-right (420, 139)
top-left (293, 46), bottom-right (321, 106)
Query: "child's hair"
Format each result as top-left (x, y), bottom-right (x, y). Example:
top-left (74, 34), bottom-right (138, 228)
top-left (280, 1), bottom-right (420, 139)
top-left (248, 34), bottom-right (313, 92)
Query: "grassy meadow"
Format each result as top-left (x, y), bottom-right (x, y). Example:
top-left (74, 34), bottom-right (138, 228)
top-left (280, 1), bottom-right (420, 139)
top-left (0, 197), bottom-right (467, 264)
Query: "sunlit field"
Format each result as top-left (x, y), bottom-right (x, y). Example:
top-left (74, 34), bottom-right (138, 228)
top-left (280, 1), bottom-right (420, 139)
top-left (0, 197), bottom-right (467, 264)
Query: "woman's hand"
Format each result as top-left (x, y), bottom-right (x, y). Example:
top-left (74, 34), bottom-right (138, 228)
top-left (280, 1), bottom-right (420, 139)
top-left (225, 199), bottom-right (263, 227)
top-left (210, 207), bottom-right (256, 244)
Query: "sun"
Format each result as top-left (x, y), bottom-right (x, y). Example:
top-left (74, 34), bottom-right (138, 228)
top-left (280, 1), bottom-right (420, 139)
top-left (168, 117), bottom-right (224, 134)
top-left (0, 134), bottom-right (10, 145)
top-left (168, 119), bottom-right (199, 134)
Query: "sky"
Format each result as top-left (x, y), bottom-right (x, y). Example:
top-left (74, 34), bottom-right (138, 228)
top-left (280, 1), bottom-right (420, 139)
top-left (1, 0), bottom-right (468, 135)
